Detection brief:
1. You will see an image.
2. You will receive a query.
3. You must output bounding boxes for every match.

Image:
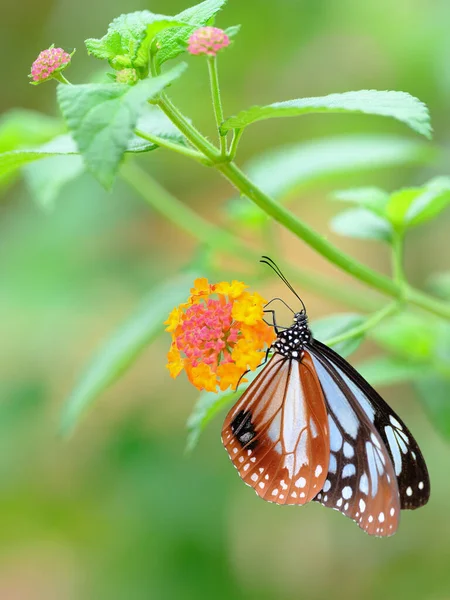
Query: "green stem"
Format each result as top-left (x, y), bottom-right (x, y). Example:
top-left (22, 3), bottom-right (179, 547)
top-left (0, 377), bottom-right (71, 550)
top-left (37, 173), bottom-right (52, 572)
top-left (207, 56), bottom-right (227, 156)
top-left (155, 95), bottom-right (450, 320)
top-left (134, 129), bottom-right (209, 164)
top-left (325, 302), bottom-right (398, 347)
top-left (53, 72), bottom-right (71, 85)
top-left (229, 128), bottom-right (243, 160)
top-left (158, 94), bottom-right (220, 162)
top-left (219, 162), bottom-right (399, 295)
top-left (120, 161), bottom-right (377, 311)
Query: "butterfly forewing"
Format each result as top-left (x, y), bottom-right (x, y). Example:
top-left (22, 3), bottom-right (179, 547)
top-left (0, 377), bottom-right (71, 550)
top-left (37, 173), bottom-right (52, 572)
top-left (222, 353), bottom-right (330, 505)
top-left (312, 340), bottom-right (430, 510)
top-left (308, 349), bottom-right (401, 536)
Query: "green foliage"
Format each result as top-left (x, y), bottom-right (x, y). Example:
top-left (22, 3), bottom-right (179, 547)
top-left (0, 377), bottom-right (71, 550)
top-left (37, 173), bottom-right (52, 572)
top-left (226, 135), bottom-right (433, 226)
top-left (0, 109), bottom-right (64, 153)
top-left (85, 11), bottom-right (185, 73)
top-left (23, 155), bottom-right (84, 210)
top-left (0, 135), bottom-right (78, 180)
top-left (60, 272), bottom-right (198, 436)
top-left (221, 90), bottom-right (432, 138)
top-left (331, 208), bottom-right (393, 242)
top-left (0, 106), bottom-right (184, 203)
top-left (156, 0), bottom-right (228, 65)
top-left (57, 64), bottom-right (187, 188)
top-left (311, 313), bottom-right (366, 356)
top-left (331, 177), bottom-right (450, 242)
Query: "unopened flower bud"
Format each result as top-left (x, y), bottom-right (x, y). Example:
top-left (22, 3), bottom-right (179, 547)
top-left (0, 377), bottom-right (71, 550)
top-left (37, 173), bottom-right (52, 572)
top-left (115, 68), bottom-right (138, 85)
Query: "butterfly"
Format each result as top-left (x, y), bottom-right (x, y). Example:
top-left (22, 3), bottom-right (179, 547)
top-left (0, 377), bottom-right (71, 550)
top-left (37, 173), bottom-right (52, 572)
top-left (222, 257), bottom-right (430, 537)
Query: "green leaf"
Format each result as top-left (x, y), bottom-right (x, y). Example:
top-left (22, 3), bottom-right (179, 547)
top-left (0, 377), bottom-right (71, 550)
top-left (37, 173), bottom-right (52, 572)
top-left (23, 154), bottom-right (84, 210)
top-left (221, 90), bottom-right (432, 138)
top-left (60, 272), bottom-right (197, 436)
top-left (186, 368), bottom-right (259, 453)
top-left (85, 11), bottom-right (185, 71)
top-left (385, 177), bottom-right (450, 230)
top-left (414, 375), bottom-right (450, 440)
top-left (224, 24), bottom-right (241, 39)
top-left (404, 177), bottom-right (450, 226)
top-left (372, 314), bottom-right (439, 361)
top-left (0, 107), bottom-right (178, 184)
top-left (330, 208), bottom-right (393, 242)
top-left (311, 313), bottom-right (366, 357)
top-left (57, 63), bottom-right (187, 188)
top-left (333, 187), bottom-right (390, 216)
top-left (356, 355), bottom-right (430, 386)
top-left (157, 0), bottom-right (228, 65)
top-left (0, 109), bottom-right (64, 153)
top-left (0, 135), bottom-right (78, 179)
top-left (226, 134), bottom-right (433, 226)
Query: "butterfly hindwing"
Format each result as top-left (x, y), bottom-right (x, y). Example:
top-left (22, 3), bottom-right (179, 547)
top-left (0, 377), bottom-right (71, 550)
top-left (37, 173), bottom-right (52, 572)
top-left (222, 353), bottom-right (330, 505)
top-left (311, 340), bottom-right (430, 510)
top-left (307, 348), bottom-right (401, 537)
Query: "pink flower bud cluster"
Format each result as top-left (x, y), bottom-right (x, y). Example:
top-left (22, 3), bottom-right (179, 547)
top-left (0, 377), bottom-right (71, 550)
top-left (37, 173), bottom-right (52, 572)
top-left (30, 47), bottom-right (71, 83)
top-left (187, 27), bottom-right (230, 57)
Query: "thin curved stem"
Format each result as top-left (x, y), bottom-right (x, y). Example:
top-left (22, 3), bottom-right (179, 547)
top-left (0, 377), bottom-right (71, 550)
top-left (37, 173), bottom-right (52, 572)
top-left (134, 129), bottom-right (209, 164)
top-left (325, 302), bottom-right (398, 348)
top-left (229, 128), bottom-right (243, 160)
top-left (207, 56), bottom-right (227, 157)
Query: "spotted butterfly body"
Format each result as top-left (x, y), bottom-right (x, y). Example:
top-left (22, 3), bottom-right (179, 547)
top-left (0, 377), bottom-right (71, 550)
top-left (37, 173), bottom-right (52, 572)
top-left (222, 309), bottom-right (430, 537)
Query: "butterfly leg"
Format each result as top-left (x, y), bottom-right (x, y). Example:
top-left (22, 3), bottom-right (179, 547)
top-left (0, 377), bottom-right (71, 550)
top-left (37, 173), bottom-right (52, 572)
top-left (263, 309), bottom-right (288, 334)
top-left (235, 346), bottom-right (273, 390)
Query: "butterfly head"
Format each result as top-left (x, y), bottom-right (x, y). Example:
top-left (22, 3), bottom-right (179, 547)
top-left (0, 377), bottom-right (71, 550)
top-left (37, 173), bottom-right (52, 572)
top-left (293, 310), bottom-right (307, 324)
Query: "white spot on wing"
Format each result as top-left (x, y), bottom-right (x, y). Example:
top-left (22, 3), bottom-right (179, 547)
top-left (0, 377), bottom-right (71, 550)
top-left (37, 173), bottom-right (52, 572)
top-left (342, 464), bottom-right (356, 478)
top-left (390, 415), bottom-right (403, 429)
top-left (343, 442), bottom-right (354, 458)
top-left (359, 473), bottom-right (369, 495)
top-left (342, 486), bottom-right (352, 500)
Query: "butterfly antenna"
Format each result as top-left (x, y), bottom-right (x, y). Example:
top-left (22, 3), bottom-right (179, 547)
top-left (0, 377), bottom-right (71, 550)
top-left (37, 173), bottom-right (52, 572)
top-left (260, 256), bottom-right (307, 312)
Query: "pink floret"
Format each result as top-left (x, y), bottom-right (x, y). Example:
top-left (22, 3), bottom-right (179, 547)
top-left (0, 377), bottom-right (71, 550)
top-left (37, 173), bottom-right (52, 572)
top-left (187, 27), bottom-right (230, 57)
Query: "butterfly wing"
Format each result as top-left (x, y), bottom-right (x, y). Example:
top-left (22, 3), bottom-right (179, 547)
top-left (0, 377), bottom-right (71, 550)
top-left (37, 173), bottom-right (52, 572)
top-left (222, 353), bottom-right (330, 505)
top-left (307, 347), bottom-right (401, 537)
top-left (312, 340), bottom-right (430, 510)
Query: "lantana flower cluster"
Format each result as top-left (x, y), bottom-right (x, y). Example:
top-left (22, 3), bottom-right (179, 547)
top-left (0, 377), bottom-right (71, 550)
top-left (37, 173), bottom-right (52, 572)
top-left (29, 45), bottom-right (73, 84)
top-left (165, 279), bottom-right (275, 393)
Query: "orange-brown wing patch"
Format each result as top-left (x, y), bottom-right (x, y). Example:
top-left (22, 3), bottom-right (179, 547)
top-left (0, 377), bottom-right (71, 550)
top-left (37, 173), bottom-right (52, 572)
top-left (222, 353), bottom-right (330, 505)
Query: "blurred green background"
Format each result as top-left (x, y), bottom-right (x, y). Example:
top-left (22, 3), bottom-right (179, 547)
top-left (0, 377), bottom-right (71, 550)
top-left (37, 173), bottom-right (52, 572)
top-left (2, 1), bottom-right (450, 598)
